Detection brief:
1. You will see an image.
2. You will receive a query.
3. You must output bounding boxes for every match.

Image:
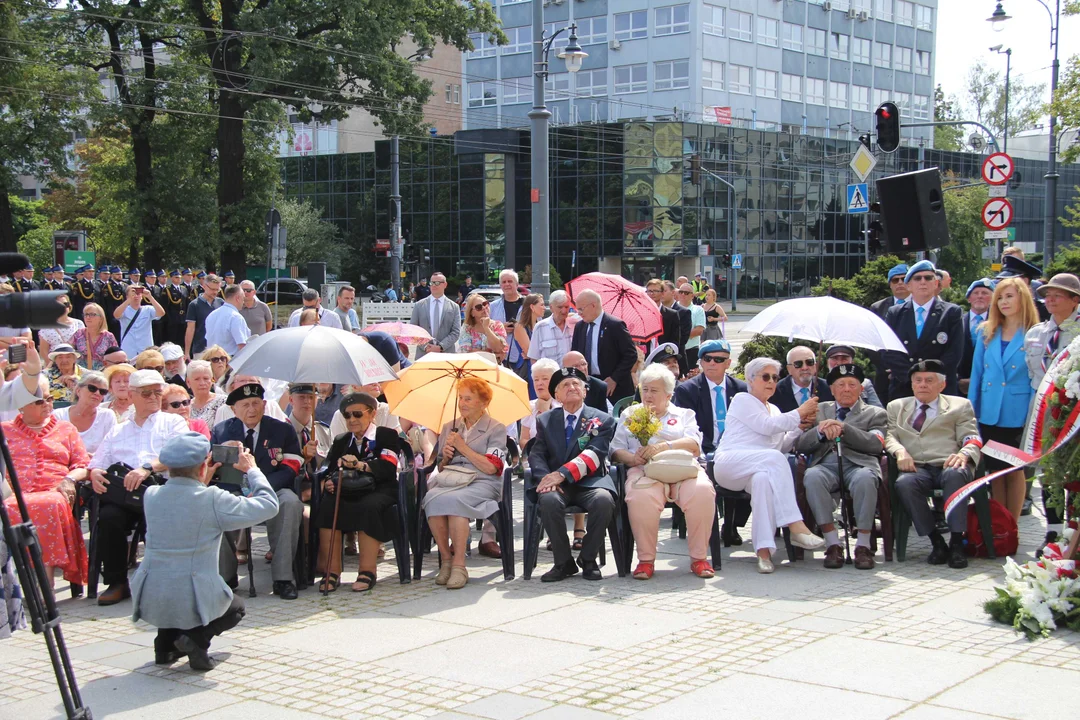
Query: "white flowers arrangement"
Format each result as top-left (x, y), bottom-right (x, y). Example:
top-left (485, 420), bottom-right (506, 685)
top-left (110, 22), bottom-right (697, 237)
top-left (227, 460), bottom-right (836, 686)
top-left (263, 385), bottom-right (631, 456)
top-left (985, 528), bottom-right (1080, 639)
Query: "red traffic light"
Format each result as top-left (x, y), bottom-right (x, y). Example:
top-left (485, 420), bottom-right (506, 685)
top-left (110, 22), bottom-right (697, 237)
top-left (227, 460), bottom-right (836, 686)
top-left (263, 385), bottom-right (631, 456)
top-left (875, 102), bottom-right (900, 154)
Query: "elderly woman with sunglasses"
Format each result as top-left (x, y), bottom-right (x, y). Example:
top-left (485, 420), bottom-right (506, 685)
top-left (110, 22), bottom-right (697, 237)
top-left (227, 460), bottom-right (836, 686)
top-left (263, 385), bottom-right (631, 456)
top-left (52, 371), bottom-right (117, 455)
top-left (199, 345), bottom-right (231, 387)
top-left (457, 294), bottom-right (507, 359)
top-left (38, 296), bottom-right (85, 361)
top-left (712, 356), bottom-right (825, 574)
top-left (71, 302), bottom-right (116, 371)
top-left (161, 384), bottom-right (211, 439)
top-left (186, 359), bottom-right (226, 426)
top-left (45, 344), bottom-right (85, 406)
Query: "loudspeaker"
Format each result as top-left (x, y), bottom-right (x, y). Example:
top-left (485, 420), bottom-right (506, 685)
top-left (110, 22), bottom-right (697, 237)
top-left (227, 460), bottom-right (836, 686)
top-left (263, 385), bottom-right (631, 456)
top-left (307, 262), bottom-right (326, 292)
top-left (875, 168), bottom-right (950, 253)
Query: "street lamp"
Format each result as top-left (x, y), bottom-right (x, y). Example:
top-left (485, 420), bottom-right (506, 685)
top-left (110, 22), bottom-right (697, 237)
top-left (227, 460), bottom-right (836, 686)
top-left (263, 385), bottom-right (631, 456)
top-left (989, 45), bottom-right (1012, 153)
top-left (529, 9), bottom-right (588, 301)
top-left (306, 98), bottom-right (324, 157)
top-left (987, 0), bottom-right (1061, 261)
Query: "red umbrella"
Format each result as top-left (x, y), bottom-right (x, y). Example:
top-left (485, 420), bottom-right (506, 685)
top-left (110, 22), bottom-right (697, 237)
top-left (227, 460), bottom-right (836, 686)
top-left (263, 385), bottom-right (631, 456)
top-left (565, 272), bottom-right (663, 343)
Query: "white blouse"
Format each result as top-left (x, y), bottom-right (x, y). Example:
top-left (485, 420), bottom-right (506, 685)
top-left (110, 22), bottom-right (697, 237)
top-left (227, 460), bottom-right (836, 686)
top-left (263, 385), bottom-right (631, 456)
top-left (611, 403), bottom-right (704, 456)
top-left (52, 405), bottom-right (117, 456)
top-left (717, 393), bottom-right (801, 454)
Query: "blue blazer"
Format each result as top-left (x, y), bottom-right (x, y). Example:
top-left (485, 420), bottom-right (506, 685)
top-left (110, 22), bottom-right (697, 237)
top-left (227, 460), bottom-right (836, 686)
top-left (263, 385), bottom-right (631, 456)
top-left (210, 416), bottom-right (302, 492)
top-left (967, 327), bottom-right (1033, 428)
top-left (673, 373), bottom-right (747, 455)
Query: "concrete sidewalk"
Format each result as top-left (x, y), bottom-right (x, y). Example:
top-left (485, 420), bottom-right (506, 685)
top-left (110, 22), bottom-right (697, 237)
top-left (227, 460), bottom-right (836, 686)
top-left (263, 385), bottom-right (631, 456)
top-left (2, 478), bottom-right (1077, 720)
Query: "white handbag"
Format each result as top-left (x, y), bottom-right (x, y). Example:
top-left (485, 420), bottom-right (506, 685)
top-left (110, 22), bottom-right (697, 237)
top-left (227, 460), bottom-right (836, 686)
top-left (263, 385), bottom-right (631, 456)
top-left (643, 449), bottom-right (699, 484)
top-left (432, 465), bottom-right (478, 489)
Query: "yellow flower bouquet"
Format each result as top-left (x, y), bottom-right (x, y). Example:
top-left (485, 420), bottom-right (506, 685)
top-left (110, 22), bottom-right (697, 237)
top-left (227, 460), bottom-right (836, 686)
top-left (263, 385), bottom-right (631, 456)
top-left (625, 403), bottom-right (661, 446)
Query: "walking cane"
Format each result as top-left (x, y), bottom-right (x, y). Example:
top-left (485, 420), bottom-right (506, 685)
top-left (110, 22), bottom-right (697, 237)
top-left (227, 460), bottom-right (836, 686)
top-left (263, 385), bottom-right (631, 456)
top-left (835, 437), bottom-right (852, 565)
top-left (323, 470), bottom-right (344, 597)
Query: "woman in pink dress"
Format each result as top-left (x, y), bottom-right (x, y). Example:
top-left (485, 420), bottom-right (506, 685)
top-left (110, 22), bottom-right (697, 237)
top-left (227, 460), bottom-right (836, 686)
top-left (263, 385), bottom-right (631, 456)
top-left (70, 303), bottom-right (117, 371)
top-left (1, 388), bottom-right (90, 587)
top-left (456, 294), bottom-right (507, 360)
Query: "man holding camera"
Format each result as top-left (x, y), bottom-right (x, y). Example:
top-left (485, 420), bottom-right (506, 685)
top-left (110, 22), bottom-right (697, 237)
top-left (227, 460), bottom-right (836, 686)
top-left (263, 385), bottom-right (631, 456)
top-left (113, 283), bottom-right (165, 358)
top-left (132, 431), bottom-right (279, 671)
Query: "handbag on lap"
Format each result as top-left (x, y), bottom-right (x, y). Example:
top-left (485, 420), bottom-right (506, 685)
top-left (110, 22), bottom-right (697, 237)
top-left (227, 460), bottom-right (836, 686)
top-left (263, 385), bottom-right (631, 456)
top-left (643, 449), bottom-right (699, 484)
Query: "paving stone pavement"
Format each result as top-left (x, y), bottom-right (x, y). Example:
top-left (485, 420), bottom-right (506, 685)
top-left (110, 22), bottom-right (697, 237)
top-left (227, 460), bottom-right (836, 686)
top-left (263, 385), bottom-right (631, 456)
top-left (2, 478), bottom-right (1078, 720)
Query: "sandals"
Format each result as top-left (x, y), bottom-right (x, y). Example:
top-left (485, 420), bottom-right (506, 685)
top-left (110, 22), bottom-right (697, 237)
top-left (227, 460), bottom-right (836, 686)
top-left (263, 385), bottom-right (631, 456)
top-left (446, 566), bottom-right (468, 590)
top-left (319, 573), bottom-right (340, 593)
top-left (690, 560), bottom-right (715, 579)
top-left (632, 562), bottom-right (654, 580)
top-left (572, 529), bottom-right (586, 551)
top-left (352, 570), bottom-right (377, 593)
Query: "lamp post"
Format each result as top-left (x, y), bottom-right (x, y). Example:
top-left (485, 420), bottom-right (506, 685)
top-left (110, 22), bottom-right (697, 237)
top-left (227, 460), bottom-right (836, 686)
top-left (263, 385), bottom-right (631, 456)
top-left (989, 45), bottom-right (1012, 153)
top-left (529, 8), bottom-right (587, 301)
top-left (988, 0), bottom-right (1061, 261)
top-left (307, 99), bottom-right (324, 157)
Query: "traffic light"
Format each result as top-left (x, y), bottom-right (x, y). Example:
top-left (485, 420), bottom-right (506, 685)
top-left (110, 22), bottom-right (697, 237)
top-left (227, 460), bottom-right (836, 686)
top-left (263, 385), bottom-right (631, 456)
top-left (875, 102), bottom-right (900, 153)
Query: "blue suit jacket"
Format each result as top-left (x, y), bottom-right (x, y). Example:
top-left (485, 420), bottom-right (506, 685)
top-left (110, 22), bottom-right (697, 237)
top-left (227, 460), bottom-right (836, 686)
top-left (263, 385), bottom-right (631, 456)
top-left (967, 327), bottom-right (1033, 428)
top-left (210, 416), bottom-right (302, 492)
top-left (673, 373), bottom-right (747, 455)
top-left (528, 405), bottom-right (616, 494)
top-left (883, 298), bottom-right (965, 398)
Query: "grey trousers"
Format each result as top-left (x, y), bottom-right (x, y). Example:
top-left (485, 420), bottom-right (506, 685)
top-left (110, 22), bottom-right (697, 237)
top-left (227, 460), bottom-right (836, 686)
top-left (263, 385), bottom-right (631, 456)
top-left (896, 464), bottom-right (973, 536)
top-left (538, 485), bottom-right (616, 566)
top-left (804, 458), bottom-right (879, 532)
top-left (219, 488), bottom-right (303, 584)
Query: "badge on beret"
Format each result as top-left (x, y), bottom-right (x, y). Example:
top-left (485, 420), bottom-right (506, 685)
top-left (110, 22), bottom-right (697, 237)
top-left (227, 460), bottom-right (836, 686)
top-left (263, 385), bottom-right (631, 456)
top-left (936, 332), bottom-right (947, 344)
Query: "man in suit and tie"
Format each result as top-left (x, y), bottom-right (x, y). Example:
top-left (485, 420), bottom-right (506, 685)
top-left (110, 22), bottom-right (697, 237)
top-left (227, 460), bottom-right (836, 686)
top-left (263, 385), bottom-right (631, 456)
top-left (662, 280), bottom-right (692, 374)
top-left (645, 279), bottom-right (682, 360)
top-left (959, 278), bottom-right (994, 394)
top-left (410, 272), bottom-right (461, 359)
top-left (529, 368), bottom-right (617, 582)
top-left (883, 260), bottom-right (965, 400)
top-left (796, 364), bottom-right (888, 569)
top-left (770, 345), bottom-right (833, 413)
top-left (870, 264), bottom-right (911, 319)
top-left (887, 359), bottom-right (983, 569)
top-left (673, 338), bottom-right (750, 545)
top-left (570, 289), bottom-right (637, 403)
top-left (211, 382), bottom-right (305, 599)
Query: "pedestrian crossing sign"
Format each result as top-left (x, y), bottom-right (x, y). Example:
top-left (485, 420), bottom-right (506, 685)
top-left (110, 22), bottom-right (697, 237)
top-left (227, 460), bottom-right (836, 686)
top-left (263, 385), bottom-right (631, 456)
top-left (847, 183), bottom-right (869, 214)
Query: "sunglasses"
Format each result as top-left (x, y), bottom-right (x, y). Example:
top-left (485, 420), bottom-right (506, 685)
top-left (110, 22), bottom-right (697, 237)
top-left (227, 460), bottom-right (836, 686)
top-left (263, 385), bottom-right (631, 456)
top-left (910, 273), bottom-right (937, 282)
top-left (677, 290), bottom-right (692, 295)
top-left (145, 365), bottom-right (165, 373)
top-left (209, 356), bottom-right (228, 364)
top-left (85, 386), bottom-right (109, 396)
top-left (431, 280), bottom-right (446, 286)
top-left (168, 399), bottom-right (191, 409)
top-left (243, 288), bottom-right (256, 293)
top-left (700, 355), bottom-right (730, 363)
top-left (759, 373), bottom-right (781, 383)
top-left (31, 397), bottom-right (55, 406)
top-left (473, 301), bottom-right (489, 310)
top-left (137, 388), bottom-right (164, 398)
top-left (341, 409), bottom-right (369, 420)
top-left (889, 277), bottom-right (904, 284)
top-left (84, 313), bottom-right (103, 318)
top-left (791, 359), bottom-right (816, 368)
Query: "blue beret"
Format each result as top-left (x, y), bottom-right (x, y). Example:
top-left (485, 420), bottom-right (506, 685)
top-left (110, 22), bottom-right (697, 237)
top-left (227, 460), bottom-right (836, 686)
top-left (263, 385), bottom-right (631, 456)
top-left (170, 269), bottom-right (182, 277)
top-left (159, 431), bottom-right (211, 471)
top-left (966, 278), bottom-right (995, 297)
top-left (698, 339), bottom-right (732, 357)
top-left (77, 264), bottom-right (92, 273)
top-left (110, 265), bottom-right (121, 273)
top-left (904, 260), bottom-right (936, 284)
top-left (887, 263), bottom-right (909, 281)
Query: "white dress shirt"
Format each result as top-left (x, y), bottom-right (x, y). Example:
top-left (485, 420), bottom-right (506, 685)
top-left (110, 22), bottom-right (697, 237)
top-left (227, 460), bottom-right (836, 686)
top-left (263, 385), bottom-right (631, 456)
top-left (89, 411), bottom-right (188, 470)
top-left (717, 393), bottom-right (801, 453)
top-left (527, 316), bottom-right (574, 362)
top-left (287, 306), bottom-right (343, 329)
top-left (585, 316), bottom-right (602, 374)
top-left (912, 297), bottom-right (935, 321)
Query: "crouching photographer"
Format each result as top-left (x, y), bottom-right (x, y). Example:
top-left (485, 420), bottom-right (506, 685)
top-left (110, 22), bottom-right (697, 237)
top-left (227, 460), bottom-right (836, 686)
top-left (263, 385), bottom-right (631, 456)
top-left (131, 431), bottom-right (279, 671)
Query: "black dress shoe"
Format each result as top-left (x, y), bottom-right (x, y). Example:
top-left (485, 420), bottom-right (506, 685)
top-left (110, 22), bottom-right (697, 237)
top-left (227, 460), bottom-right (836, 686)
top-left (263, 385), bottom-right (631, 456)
top-left (273, 580), bottom-right (298, 600)
top-left (540, 559), bottom-right (579, 583)
top-left (721, 525), bottom-right (743, 547)
top-left (948, 543), bottom-right (969, 569)
top-left (174, 635), bottom-right (216, 672)
top-left (577, 556), bottom-right (602, 581)
top-left (154, 638), bottom-right (186, 666)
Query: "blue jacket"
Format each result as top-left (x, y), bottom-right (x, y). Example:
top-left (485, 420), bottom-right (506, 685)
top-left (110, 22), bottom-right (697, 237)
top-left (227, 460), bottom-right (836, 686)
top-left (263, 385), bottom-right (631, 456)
top-left (968, 327), bottom-right (1033, 428)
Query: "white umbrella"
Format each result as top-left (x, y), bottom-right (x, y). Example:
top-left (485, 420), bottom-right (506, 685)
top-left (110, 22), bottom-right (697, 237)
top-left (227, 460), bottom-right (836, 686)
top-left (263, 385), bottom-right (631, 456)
top-left (227, 325), bottom-right (398, 386)
top-left (742, 296), bottom-right (906, 352)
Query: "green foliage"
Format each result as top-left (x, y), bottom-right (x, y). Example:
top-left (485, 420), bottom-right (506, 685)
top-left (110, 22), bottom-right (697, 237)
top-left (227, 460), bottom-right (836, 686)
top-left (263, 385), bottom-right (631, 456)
top-left (939, 180), bottom-right (992, 287)
top-left (271, 198), bottom-right (344, 275)
top-left (962, 59), bottom-right (1045, 147)
top-left (8, 196), bottom-right (48, 240)
top-left (16, 221), bottom-right (61, 273)
top-left (810, 254), bottom-right (907, 309)
top-left (1053, 56), bottom-right (1080, 163)
top-left (1044, 243), bottom-right (1080, 277)
top-left (521, 264), bottom-right (564, 291)
top-left (933, 84), bottom-right (964, 151)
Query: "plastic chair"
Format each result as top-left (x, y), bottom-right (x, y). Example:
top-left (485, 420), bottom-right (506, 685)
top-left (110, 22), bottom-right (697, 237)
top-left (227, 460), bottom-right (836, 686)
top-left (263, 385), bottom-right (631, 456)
top-left (611, 396), bottom-right (635, 419)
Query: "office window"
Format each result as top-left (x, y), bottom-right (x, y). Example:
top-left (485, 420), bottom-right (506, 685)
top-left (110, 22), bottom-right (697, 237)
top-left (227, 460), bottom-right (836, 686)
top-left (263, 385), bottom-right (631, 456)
top-left (729, 11), bottom-right (752, 41)
top-left (807, 78), bottom-right (826, 105)
top-left (830, 33), bottom-right (849, 61)
top-left (852, 85), bottom-right (870, 111)
top-left (782, 22), bottom-right (803, 51)
top-left (545, 73), bottom-right (570, 97)
top-left (829, 81), bottom-right (848, 109)
top-left (655, 4), bottom-right (690, 36)
top-left (781, 73), bottom-right (802, 101)
top-left (577, 68), bottom-right (607, 96)
top-left (503, 26), bottom-right (532, 55)
top-left (467, 33), bottom-right (496, 59)
top-left (874, 0), bottom-right (892, 21)
top-left (874, 42), bottom-right (891, 68)
top-left (807, 28), bottom-right (826, 56)
top-left (468, 81), bottom-right (497, 107)
top-left (503, 0), bottom-right (528, 4)
top-left (614, 11), bottom-right (648, 41)
top-left (703, 5), bottom-right (724, 36)
top-left (758, 17), bottom-right (779, 47)
top-left (916, 4), bottom-right (933, 30)
top-left (503, 79), bottom-right (531, 105)
top-left (756, 69), bottom-right (778, 98)
top-left (454, 85), bottom-right (461, 104)
top-left (852, 37), bottom-right (871, 64)
top-left (654, 59), bottom-right (689, 90)
top-left (729, 64), bottom-right (752, 94)
top-left (895, 47), bottom-right (912, 72)
top-left (703, 60), bottom-right (725, 90)
top-left (873, 88), bottom-right (890, 107)
top-left (916, 50), bottom-right (931, 75)
top-left (614, 63), bottom-right (648, 94)
top-left (895, 0), bottom-right (914, 26)
top-left (445, 84), bottom-right (453, 103)
top-left (913, 94), bottom-right (929, 119)
top-left (577, 16), bottom-right (608, 45)
top-left (896, 91), bottom-right (911, 116)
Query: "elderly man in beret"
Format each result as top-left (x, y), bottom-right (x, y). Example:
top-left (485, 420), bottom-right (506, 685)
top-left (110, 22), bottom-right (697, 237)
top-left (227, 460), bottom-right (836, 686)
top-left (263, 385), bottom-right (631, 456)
top-left (211, 381), bottom-right (304, 599)
top-left (529, 367), bottom-right (617, 582)
top-left (887, 359), bottom-right (983, 569)
top-left (824, 345), bottom-right (881, 407)
top-left (131, 432), bottom-right (279, 671)
top-left (796, 363), bottom-right (888, 569)
top-left (870, 263), bottom-right (910, 319)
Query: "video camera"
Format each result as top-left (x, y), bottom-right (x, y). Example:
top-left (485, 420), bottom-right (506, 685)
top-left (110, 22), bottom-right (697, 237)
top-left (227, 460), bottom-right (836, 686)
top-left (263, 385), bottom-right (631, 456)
top-left (0, 254), bottom-right (68, 329)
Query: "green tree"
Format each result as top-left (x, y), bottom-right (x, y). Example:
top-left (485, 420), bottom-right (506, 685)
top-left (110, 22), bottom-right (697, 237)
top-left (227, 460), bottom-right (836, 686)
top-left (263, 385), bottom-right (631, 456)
top-left (962, 59), bottom-right (1045, 148)
top-left (1051, 55), bottom-right (1080, 164)
top-left (938, 179), bottom-right (992, 287)
top-left (934, 84), bottom-right (964, 151)
top-left (1043, 243), bottom-right (1080, 277)
top-left (810, 254), bottom-right (908, 309)
top-left (272, 198), bottom-right (344, 274)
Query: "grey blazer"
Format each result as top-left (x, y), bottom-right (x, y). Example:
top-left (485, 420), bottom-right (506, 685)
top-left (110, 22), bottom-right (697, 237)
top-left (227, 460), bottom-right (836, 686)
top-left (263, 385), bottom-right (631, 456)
top-left (131, 469), bottom-right (279, 630)
top-left (411, 295), bottom-right (462, 358)
top-left (795, 398), bottom-right (888, 476)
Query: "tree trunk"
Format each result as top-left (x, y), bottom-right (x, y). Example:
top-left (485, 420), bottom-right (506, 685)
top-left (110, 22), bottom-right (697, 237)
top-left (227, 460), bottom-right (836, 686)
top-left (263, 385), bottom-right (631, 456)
top-left (131, 123), bottom-right (159, 269)
top-left (0, 183), bottom-right (16, 253)
top-left (217, 89), bottom-right (247, 274)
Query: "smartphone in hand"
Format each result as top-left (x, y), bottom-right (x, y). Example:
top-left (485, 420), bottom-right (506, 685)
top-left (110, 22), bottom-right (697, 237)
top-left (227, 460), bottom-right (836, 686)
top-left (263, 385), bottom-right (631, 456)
top-left (7, 345), bottom-right (27, 364)
top-left (211, 444), bottom-right (240, 465)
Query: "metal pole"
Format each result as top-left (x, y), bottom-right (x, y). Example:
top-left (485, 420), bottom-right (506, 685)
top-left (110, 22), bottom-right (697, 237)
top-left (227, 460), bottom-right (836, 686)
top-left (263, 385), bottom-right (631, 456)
top-left (390, 135), bottom-right (401, 300)
top-left (529, 0), bottom-right (551, 300)
top-left (730, 184), bottom-right (738, 312)
top-left (1003, 49), bottom-right (1011, 154)
top-left (1044, 0), bottom-right (1061, 262)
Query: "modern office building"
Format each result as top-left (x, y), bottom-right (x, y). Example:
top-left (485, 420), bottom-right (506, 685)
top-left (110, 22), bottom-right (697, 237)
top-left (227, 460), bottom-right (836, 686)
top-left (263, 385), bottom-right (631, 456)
top-left (464, 0), bottom-right (936, 146)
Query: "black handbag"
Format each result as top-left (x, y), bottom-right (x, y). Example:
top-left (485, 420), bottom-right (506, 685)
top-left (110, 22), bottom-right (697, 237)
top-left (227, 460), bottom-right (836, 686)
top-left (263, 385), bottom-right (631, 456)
top-left (100, 462), bottom-right (160, 510)
top-left (335, 469), bottom-right (376, 501)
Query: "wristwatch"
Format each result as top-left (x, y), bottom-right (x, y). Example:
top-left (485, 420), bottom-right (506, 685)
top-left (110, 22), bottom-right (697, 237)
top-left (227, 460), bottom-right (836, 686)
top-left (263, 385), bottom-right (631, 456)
top-left (141, 462), bottom-right (154, 474)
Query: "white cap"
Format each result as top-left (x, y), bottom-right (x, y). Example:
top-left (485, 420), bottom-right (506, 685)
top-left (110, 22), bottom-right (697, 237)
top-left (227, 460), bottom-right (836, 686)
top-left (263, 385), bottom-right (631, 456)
top-left (129, 369), bottom-right (166, 388)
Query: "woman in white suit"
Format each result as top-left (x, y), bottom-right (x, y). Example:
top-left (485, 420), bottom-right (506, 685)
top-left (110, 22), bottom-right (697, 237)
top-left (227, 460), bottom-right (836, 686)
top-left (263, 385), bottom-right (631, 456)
top-left (713, 357), bottom-right (825, 573)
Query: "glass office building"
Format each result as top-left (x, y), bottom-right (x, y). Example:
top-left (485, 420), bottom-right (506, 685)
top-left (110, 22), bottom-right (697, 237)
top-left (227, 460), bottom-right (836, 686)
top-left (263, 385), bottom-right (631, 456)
top-left (280, 121), bottom-right (1078, 299)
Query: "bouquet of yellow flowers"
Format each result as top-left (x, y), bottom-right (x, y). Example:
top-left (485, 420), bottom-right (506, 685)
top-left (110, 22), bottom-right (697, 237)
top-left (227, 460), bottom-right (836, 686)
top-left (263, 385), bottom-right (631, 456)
top-left (625, 403), bottom-right (661, 446)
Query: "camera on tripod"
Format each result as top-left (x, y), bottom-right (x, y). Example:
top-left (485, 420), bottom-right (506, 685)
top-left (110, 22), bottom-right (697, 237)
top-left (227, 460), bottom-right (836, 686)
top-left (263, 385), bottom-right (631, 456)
top-left (0, 253), bottom-right (68, 330)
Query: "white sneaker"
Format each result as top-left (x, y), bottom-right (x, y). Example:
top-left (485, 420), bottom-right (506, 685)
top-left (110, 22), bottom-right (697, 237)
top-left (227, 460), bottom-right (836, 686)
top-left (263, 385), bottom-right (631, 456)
top-left (790, 532), bottom-right (826, 551)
